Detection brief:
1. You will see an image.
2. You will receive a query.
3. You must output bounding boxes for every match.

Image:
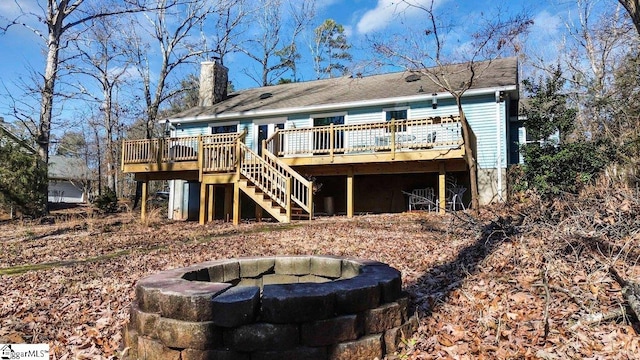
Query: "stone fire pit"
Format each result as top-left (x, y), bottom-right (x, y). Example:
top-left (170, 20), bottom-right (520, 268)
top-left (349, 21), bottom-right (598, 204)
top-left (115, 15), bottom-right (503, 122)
top-left (123, 256), bottom-right (418, 359)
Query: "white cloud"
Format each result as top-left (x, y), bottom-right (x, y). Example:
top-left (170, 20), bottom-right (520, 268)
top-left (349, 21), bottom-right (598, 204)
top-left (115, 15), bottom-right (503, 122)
top-left (343, 25), bottom-right (353, 38)
top-left (532, 10), bottom-right (562, 37)
top-left (316, 0), bottom-right (342, 11)
top-left (356, 0), bottom-right (449, 35)
top-left (0, 0), bottom-right (39, 19)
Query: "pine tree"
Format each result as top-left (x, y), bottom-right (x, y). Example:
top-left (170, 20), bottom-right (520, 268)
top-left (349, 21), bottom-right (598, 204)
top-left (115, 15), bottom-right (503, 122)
top-left (312, 19), bottom-right (352, 79)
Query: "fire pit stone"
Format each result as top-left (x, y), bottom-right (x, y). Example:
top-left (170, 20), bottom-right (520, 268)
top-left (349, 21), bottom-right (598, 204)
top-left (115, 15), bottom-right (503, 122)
top-left (123, 255), bottom-right (417, 359)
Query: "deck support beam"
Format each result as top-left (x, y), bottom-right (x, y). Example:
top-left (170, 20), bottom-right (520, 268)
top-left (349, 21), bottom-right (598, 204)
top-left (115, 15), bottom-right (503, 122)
top-left (224, 185), bottom-right (233, 222)
top-left (141, 180), bottom-right (149, 220)
top-left (208, 185), bottom-right (215, 222)
top-left (439, 163), bottom-right (446, 214)
top-left (233, 182), bottom-right (241, 225)
top-left (199, 183), bottom-right (207, 225)
top-left (346, 168), bottom-right (354, 218)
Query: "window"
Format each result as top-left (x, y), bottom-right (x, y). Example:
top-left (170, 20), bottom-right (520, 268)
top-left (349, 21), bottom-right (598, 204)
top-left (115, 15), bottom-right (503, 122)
top-left (385, 109), bottom-right (407, 122)
top-left (211, 124), bottom-right (237, 134)
top-left (384, 108), bottom-right (408, 132)
top-left (312, 114), bottom-right (345, 152)
top-left (313, 115), bottom-right (344, 127)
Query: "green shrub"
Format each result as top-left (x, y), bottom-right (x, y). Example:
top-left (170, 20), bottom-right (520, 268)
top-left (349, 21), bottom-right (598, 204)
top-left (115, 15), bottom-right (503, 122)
top-left (94, 188), bottom-right (119, 213)
top-left (520, 140), bottom-right (613, 198)
top-left (518, 68), bottom-right (615, 199)
top-left (0, 133), bottom-right (47, 217)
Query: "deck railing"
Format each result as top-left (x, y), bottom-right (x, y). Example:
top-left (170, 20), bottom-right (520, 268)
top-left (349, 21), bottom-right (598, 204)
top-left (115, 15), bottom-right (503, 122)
top-left (122, 116), bottom-right (467, 173)
top-left (262, 148), bottom-right (313, 213)
top-left (265, 116), bottom-right (463, 160)
top-left (200, 132), bottom-right (246, 173)
top-left (122, 132), bottom-right (246, 168)
top-left (239, 142), bottom-right (290, 210)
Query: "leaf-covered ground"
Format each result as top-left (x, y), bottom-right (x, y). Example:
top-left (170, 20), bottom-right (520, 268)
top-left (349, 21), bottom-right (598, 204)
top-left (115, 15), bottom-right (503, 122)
top-left (1, 188), bottom-right (639, 359)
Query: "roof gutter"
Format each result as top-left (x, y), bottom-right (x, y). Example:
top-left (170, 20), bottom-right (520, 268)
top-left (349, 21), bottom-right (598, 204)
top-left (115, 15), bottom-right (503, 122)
top-left (162, 85), bottom-right (518, 124)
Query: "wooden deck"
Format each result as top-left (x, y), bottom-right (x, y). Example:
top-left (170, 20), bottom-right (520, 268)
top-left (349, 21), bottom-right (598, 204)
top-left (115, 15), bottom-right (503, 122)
top-left (121, 116), bottom-right (474, 223)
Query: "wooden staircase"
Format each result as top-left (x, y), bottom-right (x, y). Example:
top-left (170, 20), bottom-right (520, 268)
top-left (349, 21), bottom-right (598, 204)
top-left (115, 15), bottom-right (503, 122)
top-left (238, 178), bottom-right (289, 223)
top-left (237, 142), bottom-right (313, 223)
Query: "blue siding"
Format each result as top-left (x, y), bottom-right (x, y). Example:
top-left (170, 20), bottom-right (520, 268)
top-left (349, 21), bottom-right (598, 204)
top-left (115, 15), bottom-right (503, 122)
top-left (411, 98), bottom-right (458, 118)
top-left (175, 93), bottom-right (509, 171)
top-left (288, 114), bottom-right (311, 128)
top-left (411, 94), bottom-right (508, 170)
top-left (347, 107), bottom-right (383, 124)
top-left (177, 123), bottom-right (209, 137)
top-left (463, 94), bottom-right (506, 169)
top-left (239, 120), bottom-right (253, 150)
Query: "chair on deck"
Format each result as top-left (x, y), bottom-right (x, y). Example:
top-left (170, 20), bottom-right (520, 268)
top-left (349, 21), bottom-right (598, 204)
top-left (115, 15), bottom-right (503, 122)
top-left (447, 186), bottom-right (467, 211)
top-left (408, 188), bottom-right (436, 211)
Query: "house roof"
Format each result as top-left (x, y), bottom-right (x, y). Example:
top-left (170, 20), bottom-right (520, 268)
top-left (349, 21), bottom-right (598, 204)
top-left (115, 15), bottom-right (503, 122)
top-left (0, 122), bottom-right (37, 154)
top-left (169, 57), bottom-right (518, 122)
top-left (49, 155), bottom-right (91, 180)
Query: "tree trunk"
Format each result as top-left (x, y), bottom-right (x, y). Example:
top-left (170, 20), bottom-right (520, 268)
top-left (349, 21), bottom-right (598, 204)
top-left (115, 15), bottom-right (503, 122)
top-left (36, 26), bottom-right (63, 215)
top-left (457, 100), bottom-right (479, 212)
top-left (619, 0), bottom-right (640, 36)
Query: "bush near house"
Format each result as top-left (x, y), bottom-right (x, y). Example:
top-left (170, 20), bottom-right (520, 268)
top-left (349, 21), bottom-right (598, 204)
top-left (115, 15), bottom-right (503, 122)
top-left (0, 132), bottom-right (47, 217)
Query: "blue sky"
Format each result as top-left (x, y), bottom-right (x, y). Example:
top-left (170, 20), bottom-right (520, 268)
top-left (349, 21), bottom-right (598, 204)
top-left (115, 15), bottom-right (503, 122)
top-left (0, 0), bottom-right (579, 128)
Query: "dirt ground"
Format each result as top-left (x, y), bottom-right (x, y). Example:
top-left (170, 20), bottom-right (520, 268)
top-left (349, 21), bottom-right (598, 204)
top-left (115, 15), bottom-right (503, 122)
top-left (1, 193), bottom-right (639, 359)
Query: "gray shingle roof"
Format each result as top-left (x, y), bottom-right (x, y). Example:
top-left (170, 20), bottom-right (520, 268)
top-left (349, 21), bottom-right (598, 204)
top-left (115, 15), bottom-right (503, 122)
top-left (170, 57), bottom-right (518, 121)
top-left (49, 155), bottom-right (91, 180)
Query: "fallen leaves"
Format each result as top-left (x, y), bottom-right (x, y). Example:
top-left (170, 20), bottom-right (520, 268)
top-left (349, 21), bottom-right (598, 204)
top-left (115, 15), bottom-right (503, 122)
top-left (1, 187), bottom-right (640, 359)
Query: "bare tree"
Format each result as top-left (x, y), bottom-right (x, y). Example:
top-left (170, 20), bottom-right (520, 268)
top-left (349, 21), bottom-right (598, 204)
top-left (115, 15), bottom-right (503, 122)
top-left (240, 0), bottom-right (315, 86)
top-left (374, 1), bottom-right (532, 211)
top-left (0, 0), bottom-right (155, 213)
top-left (71, 13), bottom-right (134, 193)
top-left (128, 0), bottom-right (218, 139)
top-left (559, 0), bottom-right (636, 137)
top-left (210, 0), bottom-right (250, 65)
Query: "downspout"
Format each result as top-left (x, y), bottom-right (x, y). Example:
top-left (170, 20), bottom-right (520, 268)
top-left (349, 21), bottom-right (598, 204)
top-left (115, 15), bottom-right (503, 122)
top-left (495, 91), bottom-right (503, 201)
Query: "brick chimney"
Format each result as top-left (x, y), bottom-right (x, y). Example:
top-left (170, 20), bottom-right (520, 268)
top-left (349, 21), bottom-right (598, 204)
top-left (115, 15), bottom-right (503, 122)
top-left (199, 60), bottom-right (228, 106)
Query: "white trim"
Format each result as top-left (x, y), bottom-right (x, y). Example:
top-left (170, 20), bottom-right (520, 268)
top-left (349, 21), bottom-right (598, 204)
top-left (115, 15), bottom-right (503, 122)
top-left (253, 117), bottom-right (287, 126)
top-left (168, 180), bottom-right (174, 220)
top-left (166, 86), bottom-right (517, 124)
top-left (310, 111), bottom-right (347, 119)
top-left (253, 117), bottom-right (286, 152)
top-left (495, 90), bottom-right (503, 201)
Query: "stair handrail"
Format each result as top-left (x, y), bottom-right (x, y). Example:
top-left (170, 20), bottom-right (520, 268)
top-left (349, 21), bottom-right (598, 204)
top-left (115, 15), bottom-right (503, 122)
top-left (238, 142), bottom-right (289, 210)
top-left (262, 144), bottom-right (313, 214)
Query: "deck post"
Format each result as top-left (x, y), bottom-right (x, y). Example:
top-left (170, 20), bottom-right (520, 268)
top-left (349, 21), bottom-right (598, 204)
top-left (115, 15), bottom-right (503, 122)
top-left (346, 168), bottom-right (354, 218)
top-left (285, 177), bottom-right (292, 222)
top-left (439, 162), bottom-right (446, 214)
top-left (233, 181), bottom-right (241, 225)
top-left (390, 118), bottom-right (396, 160)
top-left (255, 205), bottom-right (263, 222)
top-left (121, 141), bottom-right (125, 171)
top-left (224, 184), bottom-right (233, 221)
top-left (329, 123), bottom-right (334, 163)
top-left (308, 180), bottom-right (314, 221)
top-left (208, 185), bottom-right (215, 222)
top-left (198, 135), bottom-right (204, 182)
top-left (199, 182), bottom-right (207, 225)
top-left (141, 180), bottom-right (148, 220)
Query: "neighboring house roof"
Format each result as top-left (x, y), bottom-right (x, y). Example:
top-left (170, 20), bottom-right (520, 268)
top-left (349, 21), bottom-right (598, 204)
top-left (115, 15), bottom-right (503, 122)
top-left (169, 57), bottom-right (518, 122)
top-left (0, 122), bottom-right (37, 154)
top-left (49, 155), bottom-right (91, 180)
